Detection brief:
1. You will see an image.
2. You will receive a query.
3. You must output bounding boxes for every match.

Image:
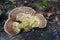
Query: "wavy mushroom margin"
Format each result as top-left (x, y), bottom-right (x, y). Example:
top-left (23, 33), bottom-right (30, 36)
top-left (4, 7), bottom-right (47, 36)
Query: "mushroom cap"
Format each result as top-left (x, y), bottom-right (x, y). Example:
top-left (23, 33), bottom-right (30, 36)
top-left (4, 7), bottom-right (47, 36)
top-left (35, 13), bottom-right (47, 28)
top-left (9, 7), bottom-right (36, 20)
top-left (4, 19), bottom-right (21, 36)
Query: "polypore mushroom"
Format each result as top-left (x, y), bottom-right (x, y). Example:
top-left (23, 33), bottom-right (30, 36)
top-left (4, 7), bottom-right (47, 36)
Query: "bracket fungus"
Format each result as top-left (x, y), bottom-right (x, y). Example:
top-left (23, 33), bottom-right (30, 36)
top-left (4, 7), bottom-right (47, 36)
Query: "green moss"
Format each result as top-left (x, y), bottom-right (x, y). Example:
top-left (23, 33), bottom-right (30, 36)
top-left (7, 4), bottom-right (15, 8)
top-left (32, 0), bottom-right (50, 8)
